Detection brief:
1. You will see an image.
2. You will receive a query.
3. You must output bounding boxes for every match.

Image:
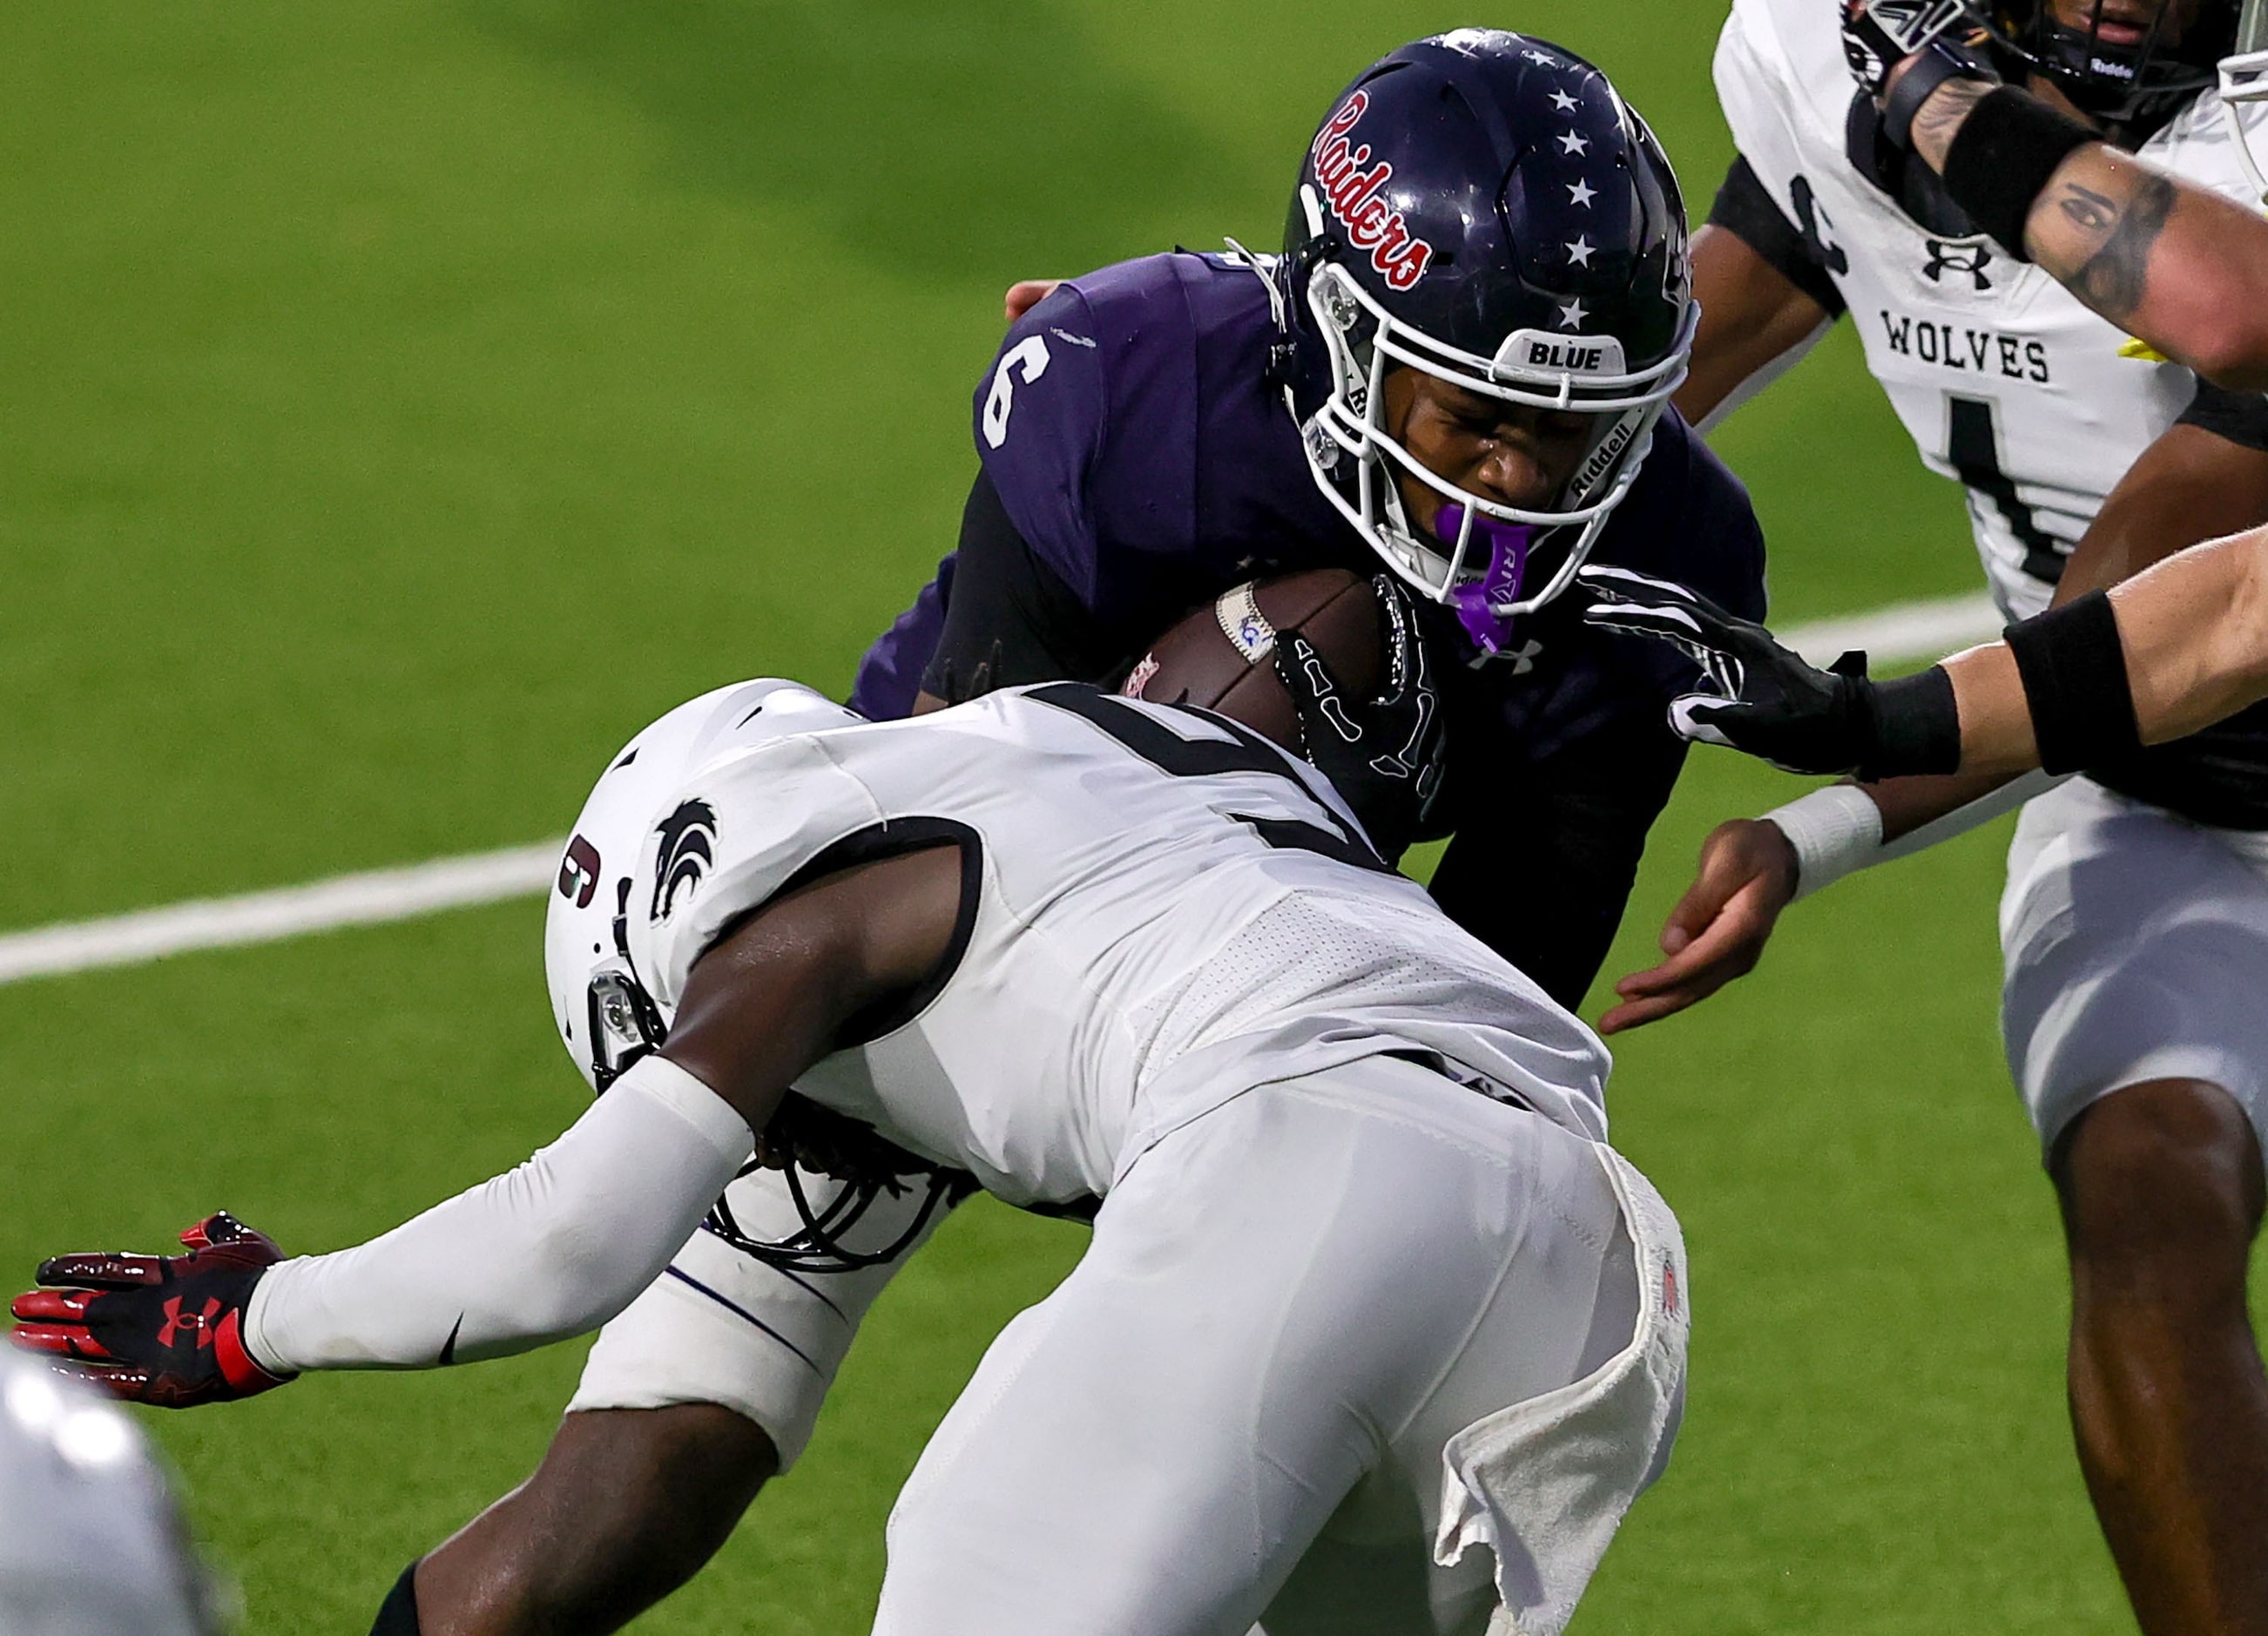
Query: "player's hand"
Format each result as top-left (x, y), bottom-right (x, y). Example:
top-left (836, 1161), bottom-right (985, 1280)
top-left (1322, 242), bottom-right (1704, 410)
top-left (1839, 0), bottom-right (1968, 98)
top-left (1578, 565), bottom-right (1886, 777)
top-left (11, 1213), bottom-right (293, 1408)
top-left (1272, 575), bottom-right (1447, 862)
top-left (1598, 819), bottom-right (1799, 1034)
top-left (1004, 279), bottom-right (1063, 322)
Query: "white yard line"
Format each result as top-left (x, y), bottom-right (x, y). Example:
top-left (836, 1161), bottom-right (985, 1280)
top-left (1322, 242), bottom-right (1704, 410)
top-left (0, 590), bottom-right (2007, 988)
top-left (0, 843), bottom-right (563, 987)
top-left (1780, 590), bottom-right (2002, 666)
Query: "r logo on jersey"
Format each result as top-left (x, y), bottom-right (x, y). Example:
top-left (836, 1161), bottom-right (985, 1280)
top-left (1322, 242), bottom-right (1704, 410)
top-left (1922, 236), bottom-right (1994, 291)
top-left (650, 800), bottom-right (718, 923)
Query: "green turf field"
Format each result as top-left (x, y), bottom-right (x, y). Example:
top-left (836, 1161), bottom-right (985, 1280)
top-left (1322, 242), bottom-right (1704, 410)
top-left (0, 1), bottom-right (2193, 1630)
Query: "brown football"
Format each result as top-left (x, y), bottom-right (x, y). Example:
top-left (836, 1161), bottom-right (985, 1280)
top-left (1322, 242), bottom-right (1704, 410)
top-left (1119, 568), bottom-right (1383, 751)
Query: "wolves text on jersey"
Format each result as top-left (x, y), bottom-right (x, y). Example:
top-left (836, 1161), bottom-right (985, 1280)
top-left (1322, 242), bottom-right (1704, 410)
top-left (1877, 309), bottom-right (2051, 382)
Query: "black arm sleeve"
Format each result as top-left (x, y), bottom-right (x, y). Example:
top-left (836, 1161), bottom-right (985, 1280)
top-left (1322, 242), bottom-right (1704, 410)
top-left (2177, 379), bottom-right (2268, 453)
top-left (1707, 153), bottom-right (1849, 319)
top-left (1427, 713), bottom-right (1689, 1011)
top-left (920, 470), bottom-right (1141, 702)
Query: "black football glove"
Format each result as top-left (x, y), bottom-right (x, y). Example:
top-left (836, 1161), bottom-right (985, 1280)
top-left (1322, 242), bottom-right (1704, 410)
top-left (1578, 565), bottom-right (1961, 781)
top-left (11, 1212), bottom-right (294, 1408)
top-left (1271, 575), bottom-right (1447, 861)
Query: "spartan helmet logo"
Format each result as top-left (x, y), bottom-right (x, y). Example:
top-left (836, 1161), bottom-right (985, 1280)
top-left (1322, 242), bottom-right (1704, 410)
top-left (1922, 237), bottom-right (1995, 291)
top-left (650, 799), bottom-right (718, 923)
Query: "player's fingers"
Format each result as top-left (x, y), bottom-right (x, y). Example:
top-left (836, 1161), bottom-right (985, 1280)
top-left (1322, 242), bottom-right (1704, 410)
top-left (1596, 986), bottom-right (1705, 1035)
top-left (9, 1324), bottom-right (113, 1362)
top-left (1581, 599), bottom-right (1704, 644)
top-left (1667, 694), bottom-right (1745, 747)
top-left (1576, 564), bottom-right (1704, 606)
top-left (1619, 883), bottom-right (1772, 1005)
top-left (33, 1253), bottom-right (165, 1289)
top-left (11, 1288), bottom-right (99, 1323)
top-left (1002, 279), bottom-right (1062, 321)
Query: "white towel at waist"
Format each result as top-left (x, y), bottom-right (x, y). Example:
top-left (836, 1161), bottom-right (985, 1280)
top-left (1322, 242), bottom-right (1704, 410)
top-left (1434, 1142), bottom-right (1691, 1636)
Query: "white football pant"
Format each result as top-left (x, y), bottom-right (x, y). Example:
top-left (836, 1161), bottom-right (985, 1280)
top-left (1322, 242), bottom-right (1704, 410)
top-left (874, 1053), bottom-right (1660, 1636)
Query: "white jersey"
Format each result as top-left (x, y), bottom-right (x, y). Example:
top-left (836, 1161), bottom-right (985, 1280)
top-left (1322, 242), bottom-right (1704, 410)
top-left (624, 684), bottom-right (1609, 1207)
top-left (1716, 0), bottom-right (2267, 618)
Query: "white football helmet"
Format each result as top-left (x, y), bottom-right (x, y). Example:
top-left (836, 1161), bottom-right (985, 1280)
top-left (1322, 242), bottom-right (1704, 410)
top-left (0, 1355), bottom-right (227, 1635)
top-left (542, 679), bottom-right (865, 1095)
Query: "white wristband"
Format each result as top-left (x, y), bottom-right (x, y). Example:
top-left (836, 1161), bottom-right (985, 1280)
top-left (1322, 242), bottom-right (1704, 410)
top-left (1764, 784), bottom-right (1885, 901)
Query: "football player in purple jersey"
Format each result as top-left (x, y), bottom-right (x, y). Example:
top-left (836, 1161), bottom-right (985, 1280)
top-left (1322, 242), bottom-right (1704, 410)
top-left (152, 34), bottom-right (1762, 1636)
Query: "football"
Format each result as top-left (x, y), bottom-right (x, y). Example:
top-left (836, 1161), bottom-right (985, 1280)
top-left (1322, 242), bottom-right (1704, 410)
top-left (1120, 568), bottom-right (1385, 749)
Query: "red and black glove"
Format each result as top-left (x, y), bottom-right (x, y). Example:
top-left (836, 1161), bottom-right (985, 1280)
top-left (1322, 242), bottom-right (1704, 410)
top-left (11, 1212), bottom-right (294, 1408)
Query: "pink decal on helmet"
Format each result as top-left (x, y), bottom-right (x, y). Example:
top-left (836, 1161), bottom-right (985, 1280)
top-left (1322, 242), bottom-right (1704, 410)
top-left (1311, 91), bottom-right (1435, 291)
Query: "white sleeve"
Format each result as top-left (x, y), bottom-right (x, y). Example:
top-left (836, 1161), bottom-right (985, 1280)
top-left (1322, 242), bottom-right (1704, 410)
top-left (244, 1057), bottom-right (753, 1373)
top-left (1713, 0), bottom-right (1812, 215)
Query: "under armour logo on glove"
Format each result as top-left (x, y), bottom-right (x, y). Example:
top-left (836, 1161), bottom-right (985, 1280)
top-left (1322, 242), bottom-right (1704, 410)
top-left (12, 1213), bottom-right (294, 1409)
top-left (155, 1295), bottom-right (226, 1350)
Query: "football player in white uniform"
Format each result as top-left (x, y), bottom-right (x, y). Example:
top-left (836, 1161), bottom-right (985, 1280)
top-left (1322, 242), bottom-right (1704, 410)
top-left (13, 672), bottom-right (1688, 1636)
top-left (1593, 0), bottom-right (2268, 1626)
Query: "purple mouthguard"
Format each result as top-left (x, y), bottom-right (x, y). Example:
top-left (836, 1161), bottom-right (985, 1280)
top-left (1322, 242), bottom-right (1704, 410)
top-left (1437, 504), bottom-right (1535, 655)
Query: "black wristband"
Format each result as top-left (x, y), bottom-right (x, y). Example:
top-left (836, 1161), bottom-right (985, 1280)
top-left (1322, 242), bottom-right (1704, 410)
top-left (1940, 87), bottom-right (2096, 259)
top-left (2004, 590), bottom-right (2142, 774)
top-left (1883, 41), bottom-right (1993, 150)
top-left (1857, 665), bottom-right (1962, 781)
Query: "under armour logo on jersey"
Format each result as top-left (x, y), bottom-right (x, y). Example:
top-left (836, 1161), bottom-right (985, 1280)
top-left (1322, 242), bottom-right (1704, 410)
top-left (1472, 637), bottom-right (1545, 674)
top-left (650, 800), bottom-right (718, 923)
top-left (1922, 237), bottom-right (1994, 290)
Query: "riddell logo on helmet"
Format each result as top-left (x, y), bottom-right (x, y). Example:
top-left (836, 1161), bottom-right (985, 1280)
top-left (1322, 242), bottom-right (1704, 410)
top-left (1311, 92), bottom-right (1434, 291)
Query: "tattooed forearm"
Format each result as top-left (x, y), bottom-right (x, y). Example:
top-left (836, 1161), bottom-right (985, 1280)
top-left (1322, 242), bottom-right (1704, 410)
top-left (2042, 167), bottom-right (2177, 322)
top-left (1907, 78), bottom-right (1992, 170)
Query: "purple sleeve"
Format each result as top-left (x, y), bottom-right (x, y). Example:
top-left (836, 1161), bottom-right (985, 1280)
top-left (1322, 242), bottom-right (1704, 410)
top-left (972, 286), bottom-right (1114, 606)
top-left (849, 554), bottom-right (955, 721)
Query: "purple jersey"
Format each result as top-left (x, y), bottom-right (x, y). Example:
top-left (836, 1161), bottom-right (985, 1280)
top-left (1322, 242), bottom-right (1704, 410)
top-left (850, 251), bottom-right (1768, 1004)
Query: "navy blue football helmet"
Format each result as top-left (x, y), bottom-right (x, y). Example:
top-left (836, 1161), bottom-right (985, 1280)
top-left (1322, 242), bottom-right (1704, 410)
top-left (1253, 31), bottom-right (1694, 640)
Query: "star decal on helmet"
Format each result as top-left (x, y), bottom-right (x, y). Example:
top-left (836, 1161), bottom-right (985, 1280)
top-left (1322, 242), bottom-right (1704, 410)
top-left (1556, 298), bottom-right (1589, 328)
top-left (1566, 235), bottom-right (1595, 267)
top-left (1567, 178), bottom-right (1596, 207)
top-left (1522, 48), bottom-right (1558, 65)
top-left (1549, 88), bottom-right (1580, 112)
top-left (1556, 129), bottom-right (1590, 156)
